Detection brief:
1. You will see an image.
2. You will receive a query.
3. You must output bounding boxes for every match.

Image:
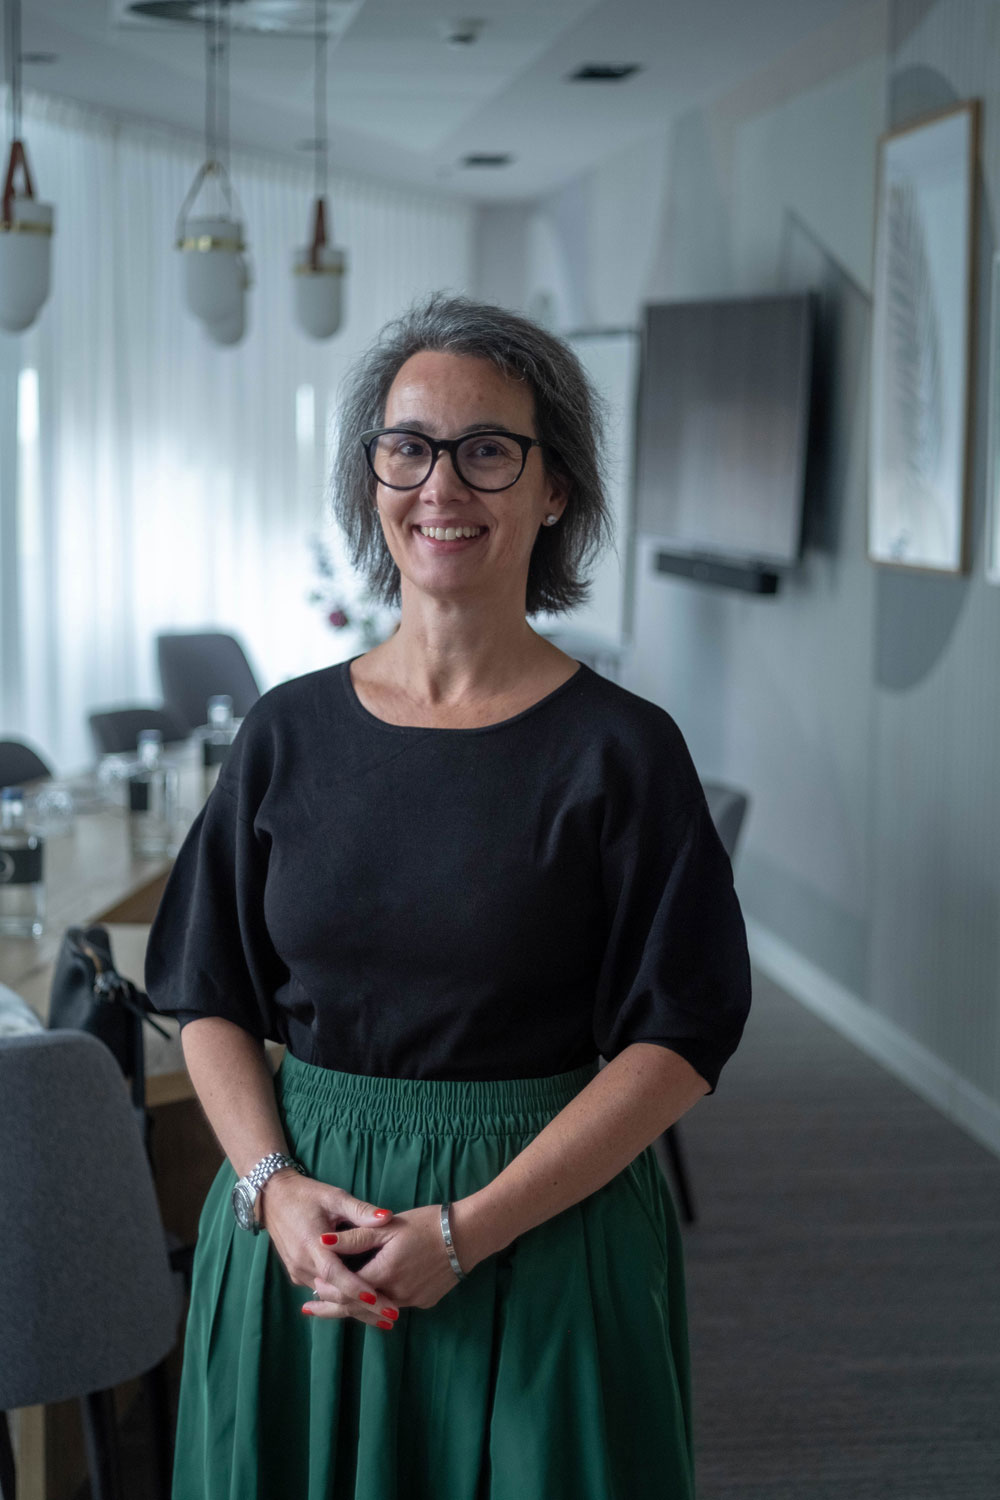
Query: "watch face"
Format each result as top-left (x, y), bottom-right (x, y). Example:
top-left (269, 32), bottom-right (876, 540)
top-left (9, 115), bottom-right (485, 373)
top-left (232, 1181), bottom-right (256, 1231)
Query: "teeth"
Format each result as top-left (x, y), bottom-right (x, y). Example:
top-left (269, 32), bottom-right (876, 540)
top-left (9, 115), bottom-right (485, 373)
top-left (418, 525), bottom-right (483, 540)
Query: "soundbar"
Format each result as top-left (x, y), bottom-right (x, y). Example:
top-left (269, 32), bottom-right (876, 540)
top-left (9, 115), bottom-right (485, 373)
top-left (654, 551), bottom-right (780, 595)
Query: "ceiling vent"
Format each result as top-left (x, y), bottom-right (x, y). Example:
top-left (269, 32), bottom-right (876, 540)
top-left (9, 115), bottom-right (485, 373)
top-left (460, 153), bottom-right (513, 169)
top-left (568, 63), bottom-right (641, 82)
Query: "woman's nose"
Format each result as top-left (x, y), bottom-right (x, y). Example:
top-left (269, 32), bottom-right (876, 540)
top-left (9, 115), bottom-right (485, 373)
top-left (420, 447), bottom-right (470, 500)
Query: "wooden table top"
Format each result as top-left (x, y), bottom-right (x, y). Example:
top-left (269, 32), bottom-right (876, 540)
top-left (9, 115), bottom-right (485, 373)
top-left (0, 749), bottom-right (280, 1102)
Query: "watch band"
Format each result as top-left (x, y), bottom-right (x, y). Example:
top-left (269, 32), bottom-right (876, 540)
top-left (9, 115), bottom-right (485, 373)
top-left (247, 1151), bottom-right (304, 1195)
top-left (440, 1201), bottom-right (467, 1281)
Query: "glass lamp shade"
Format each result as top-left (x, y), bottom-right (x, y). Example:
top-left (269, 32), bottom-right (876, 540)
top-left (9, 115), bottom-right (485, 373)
top-left (179, 215), bottom-right (246, 324)
top-left (0, 198), bottom-right (54, 333)
top-left (203, 292), bottom-right (247, 347)
top-left (293, 245), bottom-right (346, 340)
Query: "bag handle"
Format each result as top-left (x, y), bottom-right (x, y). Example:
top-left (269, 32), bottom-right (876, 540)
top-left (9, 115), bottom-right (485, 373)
top-left (74, 933), bottom-right (169, 1125)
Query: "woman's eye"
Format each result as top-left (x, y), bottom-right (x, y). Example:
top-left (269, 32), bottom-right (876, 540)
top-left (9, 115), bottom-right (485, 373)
top-left (393, 438), bottom-right (429, 458)
top-left (470, 439), bottom-right (509, 460)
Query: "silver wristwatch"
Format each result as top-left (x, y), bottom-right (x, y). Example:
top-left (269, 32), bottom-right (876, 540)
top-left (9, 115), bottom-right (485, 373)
top-left (231, 1152), bottom-right (305, 1234)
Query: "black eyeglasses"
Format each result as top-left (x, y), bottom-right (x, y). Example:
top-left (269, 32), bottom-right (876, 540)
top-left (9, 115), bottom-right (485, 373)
top-left (360, 428), bottom-right (543, 493)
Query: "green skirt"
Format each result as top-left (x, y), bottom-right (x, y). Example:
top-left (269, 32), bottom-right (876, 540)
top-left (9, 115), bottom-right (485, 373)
top-left (171, 1053), bottom-right (695, 1500)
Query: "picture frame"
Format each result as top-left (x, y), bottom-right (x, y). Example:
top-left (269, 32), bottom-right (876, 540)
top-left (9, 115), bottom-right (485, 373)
top-left (986, 253), bottom-right (1000, 582)
top-left (868, 100), bottom-right (979, 574)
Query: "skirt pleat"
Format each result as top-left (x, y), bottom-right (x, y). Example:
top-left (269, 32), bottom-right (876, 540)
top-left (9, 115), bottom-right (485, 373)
top-left (171, 1054), bottom-right (696, 1500)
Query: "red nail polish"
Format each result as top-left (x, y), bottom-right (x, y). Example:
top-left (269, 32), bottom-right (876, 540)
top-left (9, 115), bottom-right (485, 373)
top-left (381, 1307), bottom-right (398, 1320)
top-left (359, 1292), bottom-right (376, 1305)
top-left (372, 1209), bottom-right (391, 1219)
top-left (320, 1233), bottom-right (338, 1245)
top-left (376, 1319), bottom-right (393, 1330)
top-left (301, 1307), bottom-right (314, 1316)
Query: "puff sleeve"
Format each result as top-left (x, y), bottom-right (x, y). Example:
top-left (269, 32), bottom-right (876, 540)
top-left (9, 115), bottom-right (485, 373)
top-left (145, 777), bottom-right (287, 1044)
top-left (593, 787), bottom-right (752, 1093)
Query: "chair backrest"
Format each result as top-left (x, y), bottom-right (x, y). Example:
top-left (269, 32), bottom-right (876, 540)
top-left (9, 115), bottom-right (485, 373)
top-left (88, 705), bottom-right (190, 758)
top-left (157, 631), bottom-right (261, 732)
top-left (0, 738), bottom-right (52, 788)
top-left (0, 1030), bottom-right (181, 1409)
top-left (540, 630), bottom-right (627, 683)
top-left (702, 780), bottom-right (750, 862)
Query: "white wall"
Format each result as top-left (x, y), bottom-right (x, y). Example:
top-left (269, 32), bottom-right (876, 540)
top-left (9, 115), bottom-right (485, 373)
top-left (472, 0), bottom-right (1000, 1155)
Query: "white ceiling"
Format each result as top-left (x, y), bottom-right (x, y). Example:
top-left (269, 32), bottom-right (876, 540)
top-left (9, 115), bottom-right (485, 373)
top-left (14, 0), bottom-right (873, 201)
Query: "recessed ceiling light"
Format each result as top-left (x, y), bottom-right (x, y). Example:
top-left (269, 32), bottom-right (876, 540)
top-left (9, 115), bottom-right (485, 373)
top-left (568, 64), bottom-right (641, 82)
top-left (460, 153), bottom-right (513, 168)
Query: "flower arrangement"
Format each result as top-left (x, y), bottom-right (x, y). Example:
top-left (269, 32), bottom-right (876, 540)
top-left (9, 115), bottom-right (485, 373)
top-left (307, 533), bottom-right (389, 650)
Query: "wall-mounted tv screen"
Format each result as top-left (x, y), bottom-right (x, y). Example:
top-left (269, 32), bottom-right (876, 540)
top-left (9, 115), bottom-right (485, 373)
top-left (635, 293), bottom-right (814, 572)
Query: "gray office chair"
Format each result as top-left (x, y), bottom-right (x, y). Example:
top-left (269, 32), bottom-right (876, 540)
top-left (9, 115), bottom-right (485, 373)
top-left (702, 781), bottom-right (750, 864)
top-left (156, 630), bottom-right (261, 733)
top-left (0, 1030), bottom-right (184, 1500)
top-left (540, 630), bottom-right (626, 683)
top-left (657, 780), bottom-right (751, 1226)
top-left (0, 738), bottom-right (52, 788)
top-left (88, 705), bottom-right (190, 758)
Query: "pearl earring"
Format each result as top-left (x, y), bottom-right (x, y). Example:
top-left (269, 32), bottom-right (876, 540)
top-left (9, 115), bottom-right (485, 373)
top-left (544, 514), bottom-right (558, 526)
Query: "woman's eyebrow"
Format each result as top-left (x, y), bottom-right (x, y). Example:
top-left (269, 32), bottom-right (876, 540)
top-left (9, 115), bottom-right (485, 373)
top-left (458, 422), bottom-right (517, 435)
top-left (387, 419), bottom-right (516, 435)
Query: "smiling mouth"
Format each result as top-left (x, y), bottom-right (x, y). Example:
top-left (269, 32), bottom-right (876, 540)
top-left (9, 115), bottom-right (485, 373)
top-left (415, 525), bottom-right (486, 541)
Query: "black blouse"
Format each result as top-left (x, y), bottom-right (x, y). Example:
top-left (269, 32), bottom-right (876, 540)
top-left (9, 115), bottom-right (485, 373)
top-left (145, 660), bottom-right (751, 1090)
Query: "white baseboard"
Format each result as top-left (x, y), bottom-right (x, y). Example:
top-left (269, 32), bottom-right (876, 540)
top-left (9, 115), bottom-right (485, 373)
top-left (746, 918), bottom-right (1000, 1161)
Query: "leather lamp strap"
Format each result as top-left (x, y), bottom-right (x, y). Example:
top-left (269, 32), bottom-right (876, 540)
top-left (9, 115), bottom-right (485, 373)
top-left (308, 195), bottom-right (327, 272)
top-left (2, 140), bottom-right (35, 228)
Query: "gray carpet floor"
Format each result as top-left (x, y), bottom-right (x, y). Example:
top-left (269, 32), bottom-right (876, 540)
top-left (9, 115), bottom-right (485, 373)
top-left (89, 968), bottom-right (1000, 1498)
top-left (679, 969), bottom-right (1000, 1499)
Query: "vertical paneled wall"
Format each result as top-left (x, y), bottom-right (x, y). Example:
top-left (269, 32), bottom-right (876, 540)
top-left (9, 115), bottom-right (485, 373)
top-left (0, 90), bottom-right (474, 771)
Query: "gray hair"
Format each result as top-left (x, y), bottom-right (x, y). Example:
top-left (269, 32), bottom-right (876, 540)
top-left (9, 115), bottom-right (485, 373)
top-left (329, 293), bottom-right (613, 615)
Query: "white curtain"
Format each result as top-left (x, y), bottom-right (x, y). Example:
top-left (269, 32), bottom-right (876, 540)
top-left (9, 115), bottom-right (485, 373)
top-left (0, 89), bottom-right (474, 773)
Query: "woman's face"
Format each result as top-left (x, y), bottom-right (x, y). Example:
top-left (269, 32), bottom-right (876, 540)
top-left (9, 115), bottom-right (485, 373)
top-left (375, 350), bottom-right (566, 609)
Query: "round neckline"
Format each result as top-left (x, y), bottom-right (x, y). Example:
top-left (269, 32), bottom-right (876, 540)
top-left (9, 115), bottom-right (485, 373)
top-left (342, 657), bottom-right (588, 735)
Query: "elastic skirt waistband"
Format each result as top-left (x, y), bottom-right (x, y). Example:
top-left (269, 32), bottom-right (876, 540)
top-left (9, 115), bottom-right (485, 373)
top-left (273, 1051), bottom-right (599, 1138)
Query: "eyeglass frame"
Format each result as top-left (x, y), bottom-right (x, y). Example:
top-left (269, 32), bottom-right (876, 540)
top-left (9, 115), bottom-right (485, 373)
top-left (359, 427), bottom-right (544, 493)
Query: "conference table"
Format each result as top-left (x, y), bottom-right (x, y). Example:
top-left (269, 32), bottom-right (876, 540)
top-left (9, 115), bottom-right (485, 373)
top-left (1, 746), bottom-right (282, 1500)
top-left (4, 750), bottom-right (198, 1095)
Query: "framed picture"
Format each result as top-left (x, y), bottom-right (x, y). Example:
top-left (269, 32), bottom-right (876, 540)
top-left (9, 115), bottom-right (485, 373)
top-left (868, 101), bottom-right (979, 573)
top-left (987, 254), bottom-right (1000, 582)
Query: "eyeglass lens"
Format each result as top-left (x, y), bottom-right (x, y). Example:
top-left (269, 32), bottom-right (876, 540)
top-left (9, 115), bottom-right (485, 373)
top-left (369, 432), bottom-right (526, 491)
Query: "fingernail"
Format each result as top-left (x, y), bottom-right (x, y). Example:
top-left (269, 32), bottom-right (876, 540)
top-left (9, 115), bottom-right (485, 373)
top-left (320, 1233), bottom-right (338, 1245)
top-left (301, 1307), bottom-right (315, 1316)
top-left (376, 1319), bottom-right (394, 1330)
top-left (372, 1209), bottom-right (391, 1220)
top-left (359, 1292), bottom-right (376, 1305)
top-left (381, 1307), bottom-right (398, 1320)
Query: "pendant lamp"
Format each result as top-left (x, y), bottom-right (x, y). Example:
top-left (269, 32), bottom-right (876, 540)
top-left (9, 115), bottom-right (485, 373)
top-left (175, 0), bottom-right (250, 347)
top-left (293, 0), bottom-right (346, 340)
top-left (0, 0), bottom-right (54, 334)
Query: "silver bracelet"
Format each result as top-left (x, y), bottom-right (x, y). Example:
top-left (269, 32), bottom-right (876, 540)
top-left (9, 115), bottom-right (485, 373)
top-left (440, 1201), bottom-right (467, 1281)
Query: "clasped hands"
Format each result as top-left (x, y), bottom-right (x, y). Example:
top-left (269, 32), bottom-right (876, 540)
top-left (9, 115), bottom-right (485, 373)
top-left (260, 1169), bottom-right (474, 1332)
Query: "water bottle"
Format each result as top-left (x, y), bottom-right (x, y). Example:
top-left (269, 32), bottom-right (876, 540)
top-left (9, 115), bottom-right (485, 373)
top-left (128, 730), bottom-right (179, 858)
top-left (202, 693), bottom-right (238, 788)
top-left (0, 786), bottom-right (45, 937)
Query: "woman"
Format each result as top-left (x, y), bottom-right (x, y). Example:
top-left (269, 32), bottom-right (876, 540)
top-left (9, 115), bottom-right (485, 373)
top-left (146, 293), bottom-right (751, 1500)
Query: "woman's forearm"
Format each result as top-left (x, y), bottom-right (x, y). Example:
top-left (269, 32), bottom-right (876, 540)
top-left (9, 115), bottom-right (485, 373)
top-left (180, 1016), bottom-right (292, 1182)
top-left (450, 1043), bottom-right (710, 1272)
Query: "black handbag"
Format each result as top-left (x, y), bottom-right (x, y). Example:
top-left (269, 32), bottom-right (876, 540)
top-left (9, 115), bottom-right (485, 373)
top-left (48, 924), bottom-right (170, 1137)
